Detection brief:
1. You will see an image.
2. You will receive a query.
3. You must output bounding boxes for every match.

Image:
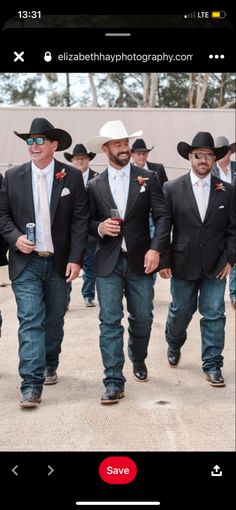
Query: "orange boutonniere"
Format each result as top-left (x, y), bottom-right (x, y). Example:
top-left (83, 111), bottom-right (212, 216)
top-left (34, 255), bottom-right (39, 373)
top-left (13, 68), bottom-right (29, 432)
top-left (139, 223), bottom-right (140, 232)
top-left (56, 169), bottom-right (67, 181)
top-left (134, 176), bottom-right (149, 186)
top-left (214, 183), bottom-right (226, 192)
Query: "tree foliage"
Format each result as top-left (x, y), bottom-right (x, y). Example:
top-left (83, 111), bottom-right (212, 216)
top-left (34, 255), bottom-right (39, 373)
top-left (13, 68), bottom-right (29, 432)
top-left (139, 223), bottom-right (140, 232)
top-left (0, 72), bottom-right (235, 108)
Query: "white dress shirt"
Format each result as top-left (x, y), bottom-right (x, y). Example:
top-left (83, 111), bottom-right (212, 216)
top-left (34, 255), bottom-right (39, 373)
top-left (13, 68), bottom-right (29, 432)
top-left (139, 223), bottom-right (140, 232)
top-left (31, 160), bottom-right (54, 251)
top-left (108, 163), bottom-right (130, 207)
top-left (217, 163), bottom-right (232, 184)
top-left (134, 162), bottom-right (148, 170)
top-left (190, 171), bottom-right (211, 217)
top-left (82, 167), bottom-right (90, 188)
top-left (108, 163), bottom-right (130, 251)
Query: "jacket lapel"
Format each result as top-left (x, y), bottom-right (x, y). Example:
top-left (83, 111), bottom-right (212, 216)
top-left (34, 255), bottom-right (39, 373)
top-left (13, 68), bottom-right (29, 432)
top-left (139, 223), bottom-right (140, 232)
top-left (125, 165), bottom-right (145, 219)
top-left (50, 160), bottom-right (65, 224)
top-left (96, 169), bottom-right (117, 209)
top-left (20, 163), bottom-right (35, 222)
top-left (212, 163), bottom-right (220, 178)
top-left (182, 173), bottom-right (203, 222)
top-left (204, 176), bottom-right (219, 222)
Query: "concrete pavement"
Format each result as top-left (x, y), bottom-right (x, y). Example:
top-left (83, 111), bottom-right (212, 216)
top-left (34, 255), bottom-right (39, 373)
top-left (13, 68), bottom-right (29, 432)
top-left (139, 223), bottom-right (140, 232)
top-left (0, 266), bottom-right (235, 452)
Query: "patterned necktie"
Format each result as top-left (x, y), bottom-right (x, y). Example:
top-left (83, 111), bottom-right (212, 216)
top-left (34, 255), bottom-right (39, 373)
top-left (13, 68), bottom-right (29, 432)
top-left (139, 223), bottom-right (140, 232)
top-left (38, 171), bottom-right (54, 252)
top-left (197, 180), bottom-right (206, 222)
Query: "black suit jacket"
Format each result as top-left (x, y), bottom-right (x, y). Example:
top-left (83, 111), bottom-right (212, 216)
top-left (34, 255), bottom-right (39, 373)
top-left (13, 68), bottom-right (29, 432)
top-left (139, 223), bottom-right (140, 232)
top-left (0, 160), bottom-right (89, 280)
top-left (159, 173), bottom-right (236, 279)
top-left (87, 168), bottom-right (98, 186)
top-left (88, 164), bottom-right (168, 276)
top-left (147, 162), bottom-right (168, 187)
top-left (0, 173), bottom-right (8, 266)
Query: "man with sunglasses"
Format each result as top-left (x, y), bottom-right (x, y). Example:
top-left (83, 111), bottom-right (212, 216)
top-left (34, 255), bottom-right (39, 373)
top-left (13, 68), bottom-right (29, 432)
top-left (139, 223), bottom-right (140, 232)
top-left (159, 132), bottom-right (236, 387)
top-left (0, 118), bottom-right (89, 408)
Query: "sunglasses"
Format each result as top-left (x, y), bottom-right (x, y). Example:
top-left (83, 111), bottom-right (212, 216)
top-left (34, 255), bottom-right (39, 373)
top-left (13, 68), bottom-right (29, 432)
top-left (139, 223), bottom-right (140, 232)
top-left (193, 152), bottom-right (215, 161)
top-left (26, 137), bottom-right (48, 146)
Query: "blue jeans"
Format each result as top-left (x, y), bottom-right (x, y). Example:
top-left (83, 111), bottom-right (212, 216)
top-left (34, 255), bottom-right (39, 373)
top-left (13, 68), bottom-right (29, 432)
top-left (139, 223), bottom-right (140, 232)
top-left (229, 265), bottom-right (236, 303)
top-left (82, 240), bottom-right (96, 300)
top-left (12, 254), bottom-right (68, 394)
top-left (96, 253), bottom-right (154, 391)
top-left (165, 277), bottom-right (226, 372)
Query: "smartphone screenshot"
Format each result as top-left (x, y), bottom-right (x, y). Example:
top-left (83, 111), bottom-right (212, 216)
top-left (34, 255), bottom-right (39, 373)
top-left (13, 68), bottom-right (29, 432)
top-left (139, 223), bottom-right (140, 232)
top-left (0, 8), bottom-right (235, 509)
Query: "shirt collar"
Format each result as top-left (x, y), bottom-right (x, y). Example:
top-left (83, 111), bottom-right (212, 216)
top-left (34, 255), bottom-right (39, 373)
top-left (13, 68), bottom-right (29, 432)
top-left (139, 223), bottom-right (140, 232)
top-left (217, 162), bottom-right (231, 172)
top-left (31, 159), bottom-right (55, 177)
top-left (82, 168), bottom-right (90, 179)
top-left (190, 170), bottom-right (211, 187)
top-left (108, 163), bottom-right (131, 178)
top-left (133, 162), bottom-right (149, 170)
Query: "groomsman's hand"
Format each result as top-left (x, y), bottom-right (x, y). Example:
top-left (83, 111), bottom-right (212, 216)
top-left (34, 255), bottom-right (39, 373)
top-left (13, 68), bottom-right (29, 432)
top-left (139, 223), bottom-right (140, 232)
top-left (216, 262), bottom-right (232, 279)
top-left (144, 250), bottom-right (160, 274)
top-left (15, 235), bottom-right (36, 253)
top-left (99, 219), bottom-right (121, 237)
top-left (65, 263), bottom-right (81, 282)
top-left (159, 268), bottom-right (172, 279)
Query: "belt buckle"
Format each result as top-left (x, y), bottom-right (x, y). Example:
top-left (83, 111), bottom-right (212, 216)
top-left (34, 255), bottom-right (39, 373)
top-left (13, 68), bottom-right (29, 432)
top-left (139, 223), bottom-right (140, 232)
top-left (37, 251), bottom-right (52, 257)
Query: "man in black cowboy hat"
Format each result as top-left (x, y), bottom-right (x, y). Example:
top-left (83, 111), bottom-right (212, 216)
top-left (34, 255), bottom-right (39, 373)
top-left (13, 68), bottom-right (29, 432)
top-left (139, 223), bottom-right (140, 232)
top-left (131, 138), bottom-right (168, 267)
top-left (212, 136), bottom-right (236, 310)
top-left (64, 144), bottom-right (97, 307)
top-left (159, 132), bottom-right (236, 387)
top-left (0, 118), bottom-right (89, 408)
top-left (131, 138), bottom-right (168, 186)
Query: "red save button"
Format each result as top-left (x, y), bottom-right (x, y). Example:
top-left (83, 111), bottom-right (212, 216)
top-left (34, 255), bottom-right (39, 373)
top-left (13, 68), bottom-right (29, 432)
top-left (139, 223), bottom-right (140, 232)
top-left (99, 456), bottom-right (137, 484)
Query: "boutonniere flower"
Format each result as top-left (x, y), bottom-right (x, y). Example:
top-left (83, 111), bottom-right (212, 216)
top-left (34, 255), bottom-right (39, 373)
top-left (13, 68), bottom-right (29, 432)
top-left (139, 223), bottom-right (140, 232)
top-left (56, 169), bottom-right (67, 181)
top-left (214, 183), bottom-right (226, 192)
top-left (134, 176), bottom-right (149, 186)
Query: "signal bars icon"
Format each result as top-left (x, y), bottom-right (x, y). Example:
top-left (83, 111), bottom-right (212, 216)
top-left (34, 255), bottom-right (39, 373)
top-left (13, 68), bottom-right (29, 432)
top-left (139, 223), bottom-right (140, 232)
top-left (184, 11), bottom-right (227, 19)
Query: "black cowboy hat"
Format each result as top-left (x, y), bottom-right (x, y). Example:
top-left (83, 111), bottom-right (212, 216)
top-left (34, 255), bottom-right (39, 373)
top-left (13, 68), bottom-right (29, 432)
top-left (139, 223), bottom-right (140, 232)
top-left (64, 144), bottom-right (96, 162)
top-left (177, 132), bottom-right (228, 161)
top-left (14, 117), bottom-right (72, 151)
top-left (215, 136), bottom-right (236, 154)
top-left (131, 138), bottom-right (154, 153)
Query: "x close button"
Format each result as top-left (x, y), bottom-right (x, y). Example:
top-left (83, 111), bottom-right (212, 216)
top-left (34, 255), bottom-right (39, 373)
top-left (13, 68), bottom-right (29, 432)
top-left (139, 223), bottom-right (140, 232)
top-left (99, 456), bottom-right (137, 484)
top-left (13, 51), bottom-right (24, 62)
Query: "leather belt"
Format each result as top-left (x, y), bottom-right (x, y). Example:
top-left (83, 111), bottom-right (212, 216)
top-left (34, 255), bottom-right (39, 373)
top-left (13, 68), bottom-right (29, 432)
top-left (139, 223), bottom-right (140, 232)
top-left (34, 251), bottom-right (53, 257)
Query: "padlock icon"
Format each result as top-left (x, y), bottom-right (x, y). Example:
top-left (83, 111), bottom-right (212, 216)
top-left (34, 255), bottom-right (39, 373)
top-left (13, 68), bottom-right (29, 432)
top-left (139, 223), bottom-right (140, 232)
top-left (44, 51), bottom-right (52, 62)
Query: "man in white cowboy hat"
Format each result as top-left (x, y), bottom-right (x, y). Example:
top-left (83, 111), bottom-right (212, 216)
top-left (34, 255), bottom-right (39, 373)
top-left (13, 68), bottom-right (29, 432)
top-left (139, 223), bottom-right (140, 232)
top-left (64, 143), bottom-right (97, 308)
top-left (0, 118), bottom-right (89, 408)
top-left (159, 131), bottom-right (236, 387)
top-left (87, 120), bottom-right (168, 404)
top-left (212, 136), bottom-right (236, 309)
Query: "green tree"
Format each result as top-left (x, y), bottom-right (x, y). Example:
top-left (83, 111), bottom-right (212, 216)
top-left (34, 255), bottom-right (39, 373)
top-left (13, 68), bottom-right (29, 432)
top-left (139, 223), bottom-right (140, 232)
top-left (0, 73), bottom-right (44, 105)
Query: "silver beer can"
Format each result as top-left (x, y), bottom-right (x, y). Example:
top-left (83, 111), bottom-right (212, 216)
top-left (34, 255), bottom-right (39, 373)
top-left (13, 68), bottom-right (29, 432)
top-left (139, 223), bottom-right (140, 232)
top-left (26, 223), bottom-right (36, 244)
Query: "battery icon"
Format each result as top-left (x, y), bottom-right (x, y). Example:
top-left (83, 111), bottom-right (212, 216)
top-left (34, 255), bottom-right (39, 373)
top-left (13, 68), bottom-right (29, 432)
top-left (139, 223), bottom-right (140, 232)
top-left (211, 11), bottom-right (227, 18)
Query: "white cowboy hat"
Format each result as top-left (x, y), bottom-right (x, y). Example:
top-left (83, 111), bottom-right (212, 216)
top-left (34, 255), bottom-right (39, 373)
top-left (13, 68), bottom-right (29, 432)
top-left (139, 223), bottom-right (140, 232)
top-left (87, 120), bottom-right (143, 153)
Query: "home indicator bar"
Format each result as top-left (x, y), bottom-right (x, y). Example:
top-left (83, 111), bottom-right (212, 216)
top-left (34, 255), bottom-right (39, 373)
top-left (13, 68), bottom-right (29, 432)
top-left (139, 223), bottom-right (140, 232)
top-left (76, 503), bottom-right (161, 506)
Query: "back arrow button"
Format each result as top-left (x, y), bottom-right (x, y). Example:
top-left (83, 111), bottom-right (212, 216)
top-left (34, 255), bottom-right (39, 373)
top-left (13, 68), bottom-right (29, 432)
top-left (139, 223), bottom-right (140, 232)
top-left (11, 465), bottom-right (18, 476)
